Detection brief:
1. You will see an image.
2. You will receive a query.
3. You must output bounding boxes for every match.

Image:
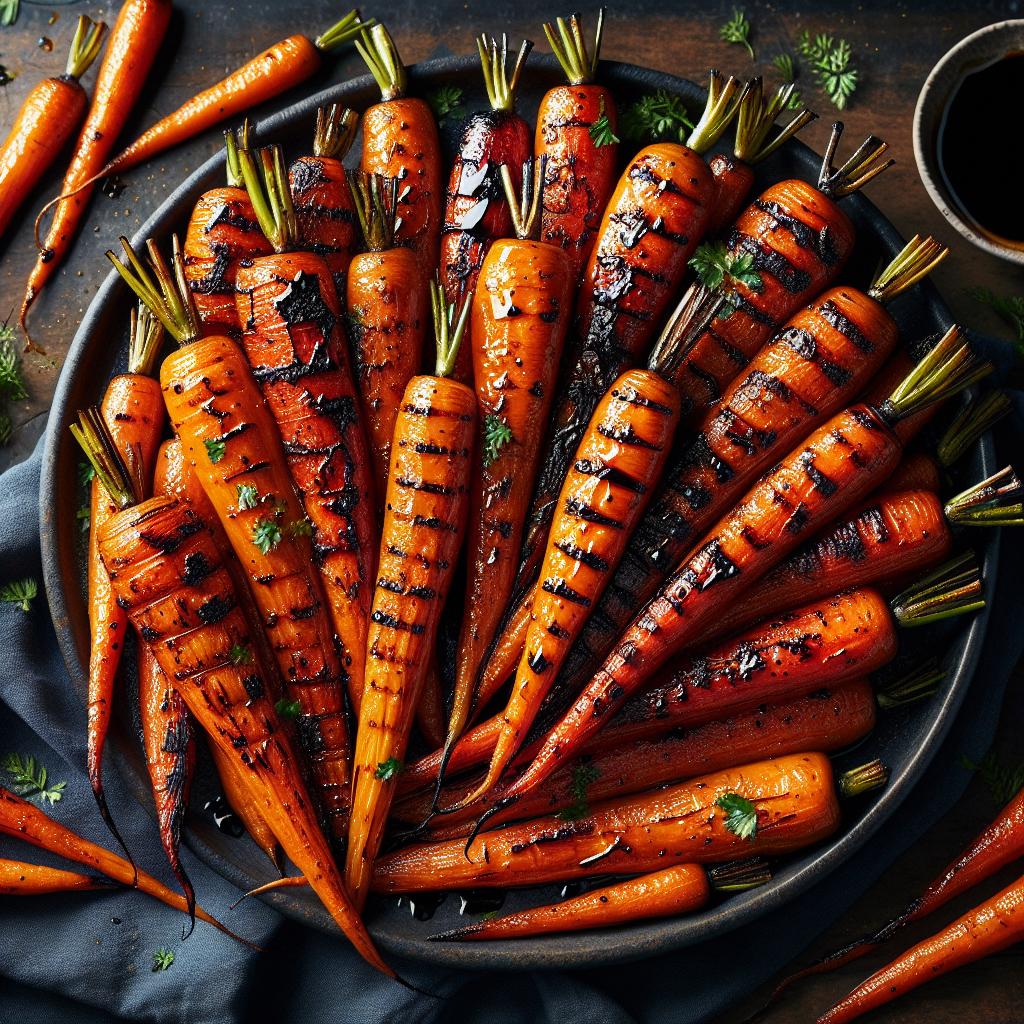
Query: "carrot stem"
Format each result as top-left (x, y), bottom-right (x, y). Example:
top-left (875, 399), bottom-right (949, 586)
top-left (314, 104), bottom-right (359, 160)
top-left (875, 659), bottom-right (946, 712)
top-left (936, 391), bottom-right (1012, 468)
top-left (65, 16), bottom-right (107, 81)
top-left (708, 857), bottom-right (774, 893)
top-left (544, 8), bottom-right (604, 86)
top-left (478, 34), bottom-right (533, 113)
top-left (730, 78), bottom-right (816, 164)
top-left (70, 408), bottom-right (141, 509)
top-left (314, 9), bottom-right (375, 52)
top-left (499, 157), bottom-right (545, 240)
top-left (866, 235), bottom-right (949, 304)
top-left (686, 70), bottom-right (745, 155)
top-left (838, 759), bottom-right (891, 800)
top-left (647, 282), bottom-right (726, 382)
top-left (126, 305), bottom-right (164, 379)
top-left (944, 465), bottom-right (1024, 527)
top-left (355, 24), bottom-right (407, 102)
top-left (347, 170), bottom-right (399, 251)
top-left (236, 141), bottom-right (297, 252)
top-left (429, 279), bottom-right (470, 378)
top-left (817, 122), bottom-right (894, 199)
top-left (890, 551), bottom-right (985, 626)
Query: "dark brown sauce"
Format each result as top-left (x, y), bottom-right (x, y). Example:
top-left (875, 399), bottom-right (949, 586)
top-left (939, 53), bottom-right (1024, 242)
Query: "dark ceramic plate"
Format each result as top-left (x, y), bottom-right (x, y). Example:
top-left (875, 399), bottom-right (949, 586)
top-left (40, 54), bottom-right (996, 971)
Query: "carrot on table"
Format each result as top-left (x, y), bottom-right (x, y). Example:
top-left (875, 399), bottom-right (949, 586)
top-left (345, 282), bottom-right (477, 912)
top-left (0, 857), bottom-right (119, 896)
top-left (22, 0), bottom-right (171, 346)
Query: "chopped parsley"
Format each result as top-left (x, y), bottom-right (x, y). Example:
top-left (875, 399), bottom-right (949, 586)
top-left (252, 518), bottom-right (282, 555)
top-left (797, 31), bottom-right (858, 110)
top-left (720, 9), bottom-right (755, 60)
top-left (229, 644), bottom-right (253, 666)
top-left (152, 948), bottom-right (174, 972)
top-left (236, 483), bottom-right (259, 510)
top-left (619, 90), bottom-right (693, 146)
top-left (482, 414), bottom-right (513, 468)
top-left (426, 84), bottom-right (466, 127)
top-left (716, 792), bottom-right (758, 840)
top-left (588, 97), bottom-right (619, 147)
top-left (204, 437), bottom-right (226, 464)
top-left (375, 757), bottom-right (404, 782)
top-left (274, 698), bottom-right (301, 720)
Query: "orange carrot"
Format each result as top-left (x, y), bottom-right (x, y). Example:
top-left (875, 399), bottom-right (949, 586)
top-left (345, 283), bottom-right (477, 912)
top-left (415, 651), bottom-right (447, 751)
top-left (877, 450), bottom-right (941, 496)
top-left (22, 0), bottom-right (170, 344)
top-left (0, 858), bottom-right (118, 895)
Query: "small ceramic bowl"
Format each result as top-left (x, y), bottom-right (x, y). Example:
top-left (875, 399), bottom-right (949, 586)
top-left (914, 19), bottom-right (1024, 265)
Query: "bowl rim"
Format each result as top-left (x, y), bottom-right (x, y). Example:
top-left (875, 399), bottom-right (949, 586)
top-left (913, 18), bottom-right (1024, 266)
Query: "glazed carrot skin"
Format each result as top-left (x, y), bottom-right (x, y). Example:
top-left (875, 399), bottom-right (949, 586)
top-left (439, 863), bottom-right (711, 941)
top-left (373, 752), bottom-right (842, 892)
top-left (0, 858), bottom-right (118, 895)
top-left (877, 450), bottom-right (941, 496)
top-left (472, 586), bottom-right (532, 716)
top-left (162, 335), bottom-right (353, 839)
top-left (346, 374), bottom-right (477, 911)
top-left (22, 0), bottom-right (171, 332)
top-left (96, 496), bottom-right (391, 974)
top-left (705, 154), bottom-right (757, 236)
top-left (183, 188), bottom-right (272, 335)
top-left (0, 788), bottom-right (239, 939)
top-left (393, 680), bottom-right (877, 832)
top-left (235, 252), bottom-right (378, 713)
top-left (138, 642), bottom-right (195, 915)
top-left (415, 651), bottom-right (447, 751)
top-left (817, 871), bottom-right (1024, 1024)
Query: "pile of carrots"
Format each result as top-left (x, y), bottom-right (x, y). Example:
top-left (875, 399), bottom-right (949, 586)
top-left (3, 6), bottom-right (1019, 1017)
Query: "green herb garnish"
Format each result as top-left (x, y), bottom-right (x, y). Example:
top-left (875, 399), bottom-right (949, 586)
top-left (3, 752), bottom-right (65, 805)
top-left (252, 518), bottom-right (282, 555)
top-left (236, 483), bottom-right (259, 510)
top-left (958, 750), bottom-right (1024, 806)
top-left (479, 910), bottom-right (499, 920)
top-left (588, 96), bottom-right (618, 147)
top-left (689, 240), bottom-right (763, 311)
top-left (204, 437), bottom-right (226, 464)
top-left (620, 90), bottom-right (693, 145)
top-left (375, 756), bottom-right (404, 782)
top-left (716, 792), bottom-right (758, 840)
top-left (0, 578), bottom-right (37, 612)
top-left (229, 644), bottom-right (253, 666)
top-left (797, 31), bottom-right (858, 110)
top-left (286, 519), bottom-right (314, 539)
top-left (426, 84), bottom-right (466, 127)
top-left (78, 461), bottom-right (96, 487)
top-left (0, 0), bottom-right (19, 29)
top-left (77, 507), bottom-right (91, 534)
top-left (482, 414), bottom-right (513, 468)
top-left (558, 763), bottom-right (600, 821)
top-left (152, 948), bottom-right (175, 972)
top-left (720, 9), bottom-right (755, 60)
top-left (0, 332), bottom-right (28, 404)
top-left (274, 698), bottom-right (302, 720)
top-left (967, 288), bottom-right (1024, 361)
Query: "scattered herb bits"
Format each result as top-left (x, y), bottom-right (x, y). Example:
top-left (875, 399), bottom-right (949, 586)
top-left (797, 31), bottom-right (858, 110)
top-left (482, 414), bottom-right (513, 468)
top-left (152, 948), bottom-right (174, 972)
top-left (426, 84), bottom-right (466, 128)
top-left (0, 578), bottom-right (37, 613)
top-left (720, 9), bottom-right (755, 60)
top-left (716, 792), bottom-right (758, 840)
top-left (375, 757), bottom-right (404, 782)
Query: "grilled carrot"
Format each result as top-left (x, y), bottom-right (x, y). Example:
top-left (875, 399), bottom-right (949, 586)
top-left (0, 15), bottom-right (105, 352)
top-left (110, 237), bottom-right (354, 842)
top-left (415, 651), bottom-right (447, 751)
top-left (290, 105), bottom-right (361, 296)
top-left (356, 25), bottom-right (443, 272)
top-left (534, 9), bottom-right (617, 280)
top-left (345, 283), bottom-right (477, 911)
top-left (182, 128), bottom-right (273, 337)
top-left (440, 32), bottom-right (533, 387)
top-left (375, 753), bottom-right (886, 891)
top-left (138, 642), bottom-right (196, 928)
top-left (445, 159), bottom-right (573, 769)
top-left (0, 858), bottom-right (118, 895)
top-left (346, 172), bottom-right (429, 506)
top-left (817, 870), bottom-right (1024, 1024)
top-left (21, 0), bottom-right (170, 345)
top-left (0, 787), bottom-right (244, 941)
top-left (496, 328), bottom-right (987, 807)
top-left (877, 450), bottom-right (941, 495)
top-left (432, 860), bottom-right (771, 941)
top-left (86, 306), bottom-right (165, 860)
top-left (235, 141), bottom-right (379, 715)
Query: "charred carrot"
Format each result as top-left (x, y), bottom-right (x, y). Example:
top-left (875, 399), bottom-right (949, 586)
top-left (498, 328), bottom-right (987, 807)
top-left (85, 306), bottom-right (165, 860)
top-left (877, 450), bottom-right (941, 495)
top-left (534, 9), bottom-right (617, 280)
top-left (817, 870), bottom-right (1024, 1024)
top-left (440, 32), bottom-right (533, 386)
top-left (356, 25), bottom-right (443, 272)
top-left (235, 140), bottom-right (379, 715)
top-left (345, 283), bottom-right (477, 911)
top-left (0, 858), bottom-right (118, 895)
top-left (374, 753), bottom-right (885, 891)
top-left (290, 105), bottom-right (361, 296)
top-left (76, 419), bottom-right (391, 974)
top-left (346, 172), bottom-right (429, 506)
top-left (415, 651), bottom-right (447, 751)
top-left (432, 860), bottom-right (771, 941)
top-left (110, 237), bottom-right (355, 842)
top-left (445, 159), bottom-right (573, 767)
top-left (0, 15), bottom-right (106, 351)
top-left (22, 0), bottom-right (170, 344)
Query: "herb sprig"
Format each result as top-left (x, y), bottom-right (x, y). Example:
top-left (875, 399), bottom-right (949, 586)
top-left (274, 698), bottom-right (301, 720)
top-left (0, 578), bottom-right (37, 612)
top-left (716, 792), bottom-right (758, 840)
top-left (720, 9), bottom-right (754, 60)
top-left (958, 750), bottom-right (1024, 805)
top-left (0, 320), bottom-right (28, 447)
top-left (588, 96), bottom-right (618, 147)
top-left (3, 752), bottom-right (66, 805)
top-left (482, 414), bottom-right (513, 468)
top-left (797, 31), bottom-right (858, 110)
top-left (620, 90), bottom-right (693, 146)
top-left (558, 763), bottom-right (600, 821)
top-left (426, 84), bottom-right (466, 128)
top-left (375, 757), bottom-right (404, 782)
top-left (152, 948), bottom-right (175, 972)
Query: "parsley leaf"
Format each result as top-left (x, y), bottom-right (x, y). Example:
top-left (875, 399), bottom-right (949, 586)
top-left (482, 414), bottom-right (513, 468)
top-left (689, 241), bottom-right (763, 297)
top-left (0, 0), bottom-right (18, 29)
top-left (78, 461), bottom-right (96, 487)
top-left (0, 332), bottom-right (27, 404)
top-left (0, 578), bottom-right (37, 612)
top-left (716, 792), bottom-right (758, 840)
top-left (204, 437), bottom-right (226, 464)
top-left (236, 483), bottom-right (259, 510)
top-left (558, 763), bottom-right (600, 821)
top-left (274, 698), bottom-right (302, 720)
top-left (152, 948), bottom-right (174, 972)
top-left (720, 9), bottom-right (755, 60)
top-left (77, 507), bottom-right (91, 534)
top-left (958, 750), bottom-right (1024, 806)
top-left (426, 84), bottom-right (466, 127)
top-left (797, 31), bottom-right (858, 110)
top-left (967, 288), bottom-right (1024, 361)
top-left (229, 644), bottom-right (252, 666)
top-left (286, 519), bottom-right (314, 539)
top-left (588, 96), bottom-right (619, 148)
top-left (3, 752), bottom-right (65, 805)
top-left (620, 90), bottom-right (693, 146)
top-left (375, 757), bottom-right (404, 782)
top-left (252, 518), bottom-right (282, 554)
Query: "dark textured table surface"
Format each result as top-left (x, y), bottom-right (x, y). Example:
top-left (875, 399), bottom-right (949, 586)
top-left (0, 1), bottom-right (1021, 1021)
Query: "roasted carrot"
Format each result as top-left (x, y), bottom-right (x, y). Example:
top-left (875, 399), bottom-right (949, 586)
top-left (440, 32), bottom-right (533, 386)
top-left (0, 15), bottom-right (106, 351)
top-left (496, 327), bottom-right (987, 807)
top-left (877, 450), bottom-right (941, 496)
top-left (0, 787), bottom-right (244, 941)
top-left (345, 282), bottom-right (477, 911)
top-left (182, 128), bottom-right (273, 337)
top-left (356, 25), bottom-right (443, 272)
top-left (415, 651), bottom-right (447, 751)
top-left (85, 306), bottom-right (165, 860)
top-left (445, 159), bottom-right (573, 770)
top-left (534, 9), bottom-right (617, 280)
top-left (138, 641), bottom-right (196, 929)
top-left (817, 870), bottom-right (1024, 1024)
top-left (110, 237), bottom-right (355, 842)
top-left (235, 141), bottom-right (379, 715)
top-left (78, 442), bottom-right (391, 975)
top-left (289, 105), bottom-right (361, 296)
top-left (22, 0), bottom-right (171, 344)
top-left (375, 753), bottom-right (885, 891)
top-left (392, 679), bottom-right (878, 831)
top-left (432, 860), bottom-right (771, 941)
top-left (346, 172), bottom-right (429, 506)
top-left (0, 858), bottom-right (118, 895)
